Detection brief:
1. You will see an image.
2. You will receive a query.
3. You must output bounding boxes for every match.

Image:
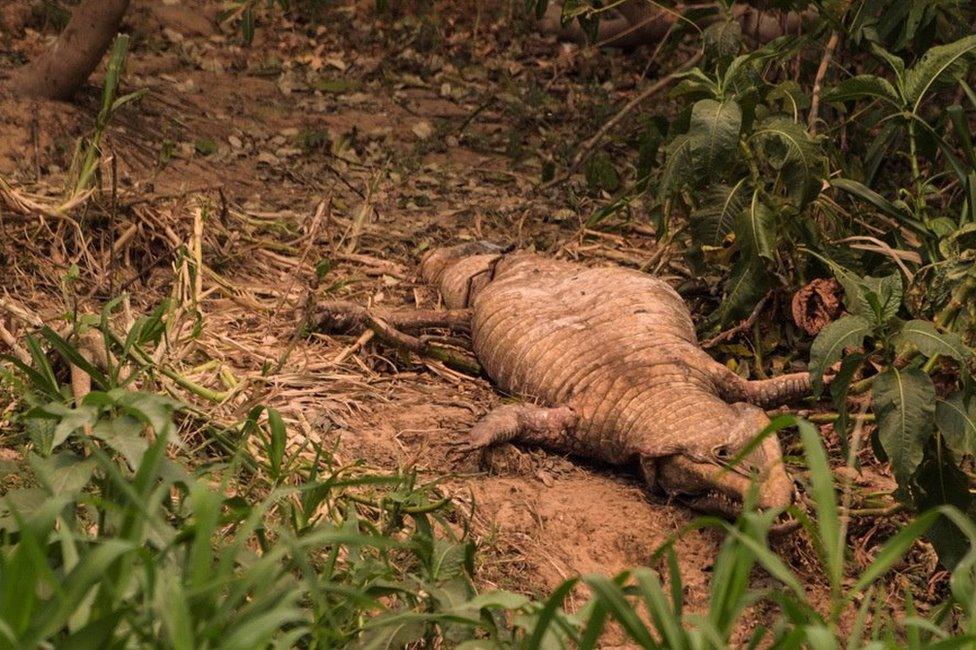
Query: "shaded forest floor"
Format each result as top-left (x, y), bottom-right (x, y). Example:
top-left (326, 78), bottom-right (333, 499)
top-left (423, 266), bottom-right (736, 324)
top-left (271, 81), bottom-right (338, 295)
top-left (0, 0), bottom-right (945, 637)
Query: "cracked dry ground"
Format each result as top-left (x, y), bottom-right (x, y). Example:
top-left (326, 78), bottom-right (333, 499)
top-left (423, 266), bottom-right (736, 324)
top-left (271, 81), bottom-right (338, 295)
top-left (4, 0), bottom-right (926, 637)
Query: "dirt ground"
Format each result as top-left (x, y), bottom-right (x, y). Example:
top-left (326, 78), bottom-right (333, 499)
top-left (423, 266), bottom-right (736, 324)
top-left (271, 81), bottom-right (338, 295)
top-left (0, 0), bottom-right (944, 642)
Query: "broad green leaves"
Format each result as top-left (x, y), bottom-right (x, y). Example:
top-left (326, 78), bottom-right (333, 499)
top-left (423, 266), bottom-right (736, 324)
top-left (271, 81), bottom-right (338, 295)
top-left (809, 315), bottom-right (872, 394)
top-left (734, 190), bottom-right (775, 259)
top-left (717, 256), bottom-right (770, 325)
top-left (823, 74), bottom-right (900, 106)
top-left (873, 368), bottom-right (937, 489)
top-left (903, 34), bottom-right (976, 111)
top-left (689, 178), bottom-right (749, 247)
top-left (703, 19), bottom-right (742, 62)
top-left (661, 99), bottom-right (742, 194)
top-left (857, 274), bottom-right (903, 326)
top-left (751, 117), bottom-right (827, 207)
top-left (936, 392), bottom-right (976, 459)
top-left (821, 260), bottom-right (903, 327)
top-left (830, 178), bottom-right (916, 227)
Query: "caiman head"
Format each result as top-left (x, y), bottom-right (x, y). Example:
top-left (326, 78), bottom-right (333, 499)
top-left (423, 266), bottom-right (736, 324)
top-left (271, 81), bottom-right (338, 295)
top-left (649, 403), bottom-right (794, 518)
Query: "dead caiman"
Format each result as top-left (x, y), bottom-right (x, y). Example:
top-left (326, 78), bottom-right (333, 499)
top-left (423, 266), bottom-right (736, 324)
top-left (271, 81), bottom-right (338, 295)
top-left (320, 243), bottom-right (813, 517)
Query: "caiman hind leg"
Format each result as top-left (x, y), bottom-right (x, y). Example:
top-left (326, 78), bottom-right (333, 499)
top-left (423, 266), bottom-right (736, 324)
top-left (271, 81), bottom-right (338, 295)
top-left (700, 354), bottom-right (814, 408)
top-left (464, 403), bottom-right (579, 452)
top-left (315, 301), bottom-right (479, 374)
top-left (315, 300), bottom-right (472, 334)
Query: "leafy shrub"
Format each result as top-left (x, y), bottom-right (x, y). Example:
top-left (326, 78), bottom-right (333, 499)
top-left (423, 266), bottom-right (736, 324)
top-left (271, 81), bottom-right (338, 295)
top-left (546, 0), bottom-right (976, 567)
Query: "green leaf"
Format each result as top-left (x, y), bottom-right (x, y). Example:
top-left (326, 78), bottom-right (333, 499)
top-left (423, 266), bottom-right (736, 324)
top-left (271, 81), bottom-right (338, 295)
top-left (266, 408), bottom-right (286, 478)
top-left (823, 74), bottom-right (900, 106)
top-left (32, 403), bottom-right (100, 450)
top-left (716, 256), bottom-right (770, 326)
top-left (936, 391), bottom-right (976, 459)
top-left (750, 116), bottom-right (826, 207)
top-left (91, 415), bottom-right (149, 469)
top-left (798, 418), bottom-right (843, 595)
top-left (660, 133), bottom-right (698, 194)
top-left (40, 327), bottom-right (110, 390)
top-left (703, 19), bottom-right (741, 61)
top-left (903, 34), bottom-right (976, 112)
top-left (831, 353), bottom-right (866, 443)
top-left (859, 273), bottom-right (903, 326)
top-left (693, 99), bottom-right (742, 172)
top-left (913, 452), bottom-right (973, 569)
top-left (582, 574), bottom-right (655, 647)
top-left (831, 178), bottom-right (922, 232)
top-left (895, 320), bottom-right (972, 362)
top-left (872, 368), bottom-right (936, 490)
top-left (734, 190), bottom-right (775, 260)
top-left (809, 315), bottom-right (873, 395)
top-left (690, 178), bottom-right (750, 247)
top-left (661, 99), bottom-right (742, 194)
top-left (110, 390), bottom-right (179, 439)
top-left (870, 43), bottom-right (906, 91)
top-left (29, 452), bottom-right (96, 496)
top-left (584, 152), bottom-right (620, 193)
top-left (453, 590), bottom-right (530, 612)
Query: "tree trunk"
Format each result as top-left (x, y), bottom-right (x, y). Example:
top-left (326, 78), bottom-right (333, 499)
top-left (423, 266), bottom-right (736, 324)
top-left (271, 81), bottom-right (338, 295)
top-left (7, 0), bottom-right (131, 101)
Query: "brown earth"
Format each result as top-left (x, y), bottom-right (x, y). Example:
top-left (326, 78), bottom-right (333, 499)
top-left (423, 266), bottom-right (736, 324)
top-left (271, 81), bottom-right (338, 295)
top-left (0, 0), bottom-right (941, 644)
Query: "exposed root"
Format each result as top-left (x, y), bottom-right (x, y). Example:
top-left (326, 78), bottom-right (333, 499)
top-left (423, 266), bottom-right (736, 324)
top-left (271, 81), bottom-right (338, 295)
top-left (7, 0), bottom-right (131, 100)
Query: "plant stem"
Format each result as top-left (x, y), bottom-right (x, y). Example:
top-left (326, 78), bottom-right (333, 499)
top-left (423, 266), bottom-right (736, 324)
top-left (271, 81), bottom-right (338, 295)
top-left (908, 116), bottom-right (928, 223)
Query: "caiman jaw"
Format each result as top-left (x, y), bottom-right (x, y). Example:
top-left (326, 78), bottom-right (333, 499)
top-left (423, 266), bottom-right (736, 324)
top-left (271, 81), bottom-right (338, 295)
top-left (656, 433), bottom-right (794, 518)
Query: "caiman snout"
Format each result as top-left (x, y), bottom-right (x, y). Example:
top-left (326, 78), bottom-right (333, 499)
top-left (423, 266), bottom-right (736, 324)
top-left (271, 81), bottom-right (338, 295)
top-left (655, 403), bottom-right (794, 519)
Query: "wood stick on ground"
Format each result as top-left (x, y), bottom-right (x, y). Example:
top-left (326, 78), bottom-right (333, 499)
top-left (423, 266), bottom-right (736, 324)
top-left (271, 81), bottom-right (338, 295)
top-left (363, 312), bottom-right (481, 376)
top-left (0, 320), bottom-right (29, 364)
top-left (543, 50), bottom-right (703, 189)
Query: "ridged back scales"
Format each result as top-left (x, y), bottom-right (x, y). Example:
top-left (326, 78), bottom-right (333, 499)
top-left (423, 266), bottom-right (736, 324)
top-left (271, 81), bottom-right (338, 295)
top-left (429, 252), bottom-right (740, 464)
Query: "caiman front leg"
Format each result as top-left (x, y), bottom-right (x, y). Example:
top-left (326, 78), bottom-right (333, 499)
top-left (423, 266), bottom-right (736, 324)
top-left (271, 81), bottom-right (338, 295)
top-left (465, 403), bottom-right (579, 452)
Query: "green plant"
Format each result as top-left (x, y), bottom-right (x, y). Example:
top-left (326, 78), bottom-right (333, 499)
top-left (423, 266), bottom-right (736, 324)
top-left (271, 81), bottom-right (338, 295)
top-left (67, 34), bottom-right (145, 195)
top-left (502, 417), bottom-right (976, 647)
top-left (0, 328), bottom-right (527, 647)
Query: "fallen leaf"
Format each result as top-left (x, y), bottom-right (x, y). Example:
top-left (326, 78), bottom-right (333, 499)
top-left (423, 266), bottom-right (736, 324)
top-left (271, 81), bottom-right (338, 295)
top-left (792, 278), bottom-right (842, 335)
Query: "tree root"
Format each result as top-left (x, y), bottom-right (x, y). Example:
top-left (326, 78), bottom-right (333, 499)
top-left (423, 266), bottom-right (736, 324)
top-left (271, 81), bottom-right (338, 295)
top-left (7, 0), bottom-right (131, 100)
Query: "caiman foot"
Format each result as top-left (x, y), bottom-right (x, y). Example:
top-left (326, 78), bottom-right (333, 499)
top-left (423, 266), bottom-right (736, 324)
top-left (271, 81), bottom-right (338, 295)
top-left (462, 403), bottom-right (578, 452)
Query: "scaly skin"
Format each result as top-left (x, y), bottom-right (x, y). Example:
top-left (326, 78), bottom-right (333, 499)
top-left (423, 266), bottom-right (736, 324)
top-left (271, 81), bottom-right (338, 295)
top-left (421, 244), bottom-right (805, 516)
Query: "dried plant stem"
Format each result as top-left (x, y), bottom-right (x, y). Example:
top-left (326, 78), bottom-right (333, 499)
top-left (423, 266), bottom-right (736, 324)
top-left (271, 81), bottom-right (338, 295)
top-left (703, 292), bottom-right (771, 349)
top-left (809, 31), bottom-right (840, 134)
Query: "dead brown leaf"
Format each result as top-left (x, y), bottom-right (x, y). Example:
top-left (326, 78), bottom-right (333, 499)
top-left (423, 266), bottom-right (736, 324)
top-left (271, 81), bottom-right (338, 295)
top-left (791, 278), bottom-right (842, 335)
